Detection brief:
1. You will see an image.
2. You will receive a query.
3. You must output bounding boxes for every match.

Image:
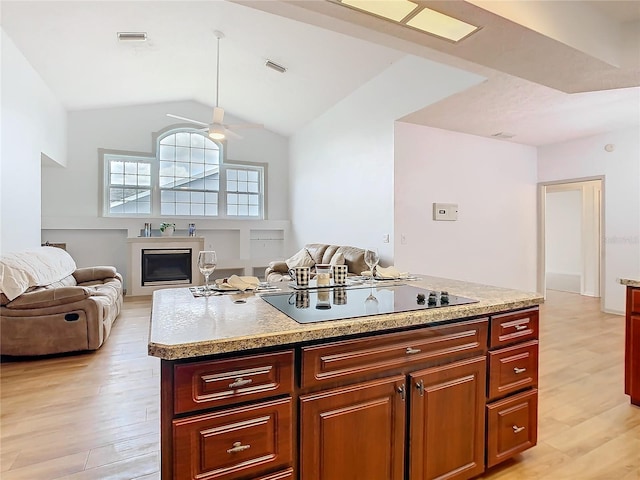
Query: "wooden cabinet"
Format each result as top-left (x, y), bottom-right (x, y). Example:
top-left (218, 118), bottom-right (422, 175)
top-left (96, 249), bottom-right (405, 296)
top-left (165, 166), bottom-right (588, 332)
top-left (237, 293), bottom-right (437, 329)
top-left (409, 356), bottom-right (486, 480)
top-left (160, 306), bottom-right (540, 479)
top-left (486, 308), bottom-right (539, 469)
top-left (625, 287), bottom-right (640, 406)
top-left (299, 375), bottom-right (406, 480)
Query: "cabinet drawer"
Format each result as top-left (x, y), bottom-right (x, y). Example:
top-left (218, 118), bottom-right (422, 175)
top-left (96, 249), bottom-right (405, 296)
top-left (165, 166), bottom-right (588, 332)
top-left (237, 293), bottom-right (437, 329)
top-left (301, 319), bottom-right (487, 389)
top-left (630, 288), bottom-right (640, 314)
top-left (255, 468), bottom-right (294, 480)
top-left (490, 308), bottom-right (539, 349)
top-left (173, 397), bottom-right (292, 480)
top-left (488, 340), bottom-right (538, 400)
top-left (486, 389), bottom-right (538, 468)
top-left (174, 350), bottom-right (294, 414)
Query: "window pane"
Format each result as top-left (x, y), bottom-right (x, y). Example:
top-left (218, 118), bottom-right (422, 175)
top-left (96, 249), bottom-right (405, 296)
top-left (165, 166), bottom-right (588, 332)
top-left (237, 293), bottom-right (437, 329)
top-left (249, 195), bottom-right (259, 205)
top-left (111, 161), bottom-right (124, 174)
top-left (248, 182), bottom-right (258, 193)
top-left (161, 190), bottom-right (175, 202)
top-left (204, 149), bottom-right (219, 165)
top-left (227, 180), bottom-right (237, 191)
top-left (238, 205), bottom-right (248, 216)
top-left (159, 145), bottom-right (175, 160)
top-left (176, 191), bottom-right (190, 203)
top-left (160, 161), bottom-right (174, 177)
top-left (227, 205), bottom-right (238, 216)
top-left (227, 169), bottom-right (237, 181)
top-left (228, 193), bottom-right (237, 204)
top-left (176, 203), bottom-right (190, 215)
top-left (238, 194), bottom-right (248, 205)
top-left (192, 191), bottom-right (204, 203)
top-left (176, 132), bottom-right (190, 146)
top-left (238, 170), bottom-right (248, 181)
top-left (205, 204), bottom-right (218, 216)
top-left (205, 178), bottom-right (219, 191)
top-left (176, 147), bottom-right (190, 162)
top-left (237, 181), bottom-right (248, 193)
top-left (249, 205), bottom-right (259, 216)
top-left (248, 170), bottom-right (259, 182)
top-left (205, 192), bottom-right (218, 203)
top-left (160, 134), bottom-right (175, 145)
top-left (111, 173), bottom-right (124, 185)
top-left (191, 163), bottom-right (205, 178)
top-left (139, 163), bottom-right (151, 176)
top-left (191, 133), bottom-right (204, 148)
top-left (124, 174), bottom-right (137, 186)
top-left (191, 148), bottom-right (204, 163)
top-left (124, 162), bottom-right (137, 174)
top-left (191, 203), bottom-right (205, 216)
top-left (161, 203), bottom-right (175, 215)
top-left (139, 175), bottom-right (151, 187)
top-left (175, 162), bottom-right (190, 178)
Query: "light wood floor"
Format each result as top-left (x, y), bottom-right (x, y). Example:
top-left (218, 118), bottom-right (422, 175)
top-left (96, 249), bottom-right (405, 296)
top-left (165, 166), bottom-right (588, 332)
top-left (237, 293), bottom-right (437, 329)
top-left (1, 290), bottom-right (638, 479)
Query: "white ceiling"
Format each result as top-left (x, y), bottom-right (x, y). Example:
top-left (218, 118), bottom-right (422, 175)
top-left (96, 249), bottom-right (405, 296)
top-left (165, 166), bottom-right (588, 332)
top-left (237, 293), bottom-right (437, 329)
top-left (2, 0), bottom-right (639, 146)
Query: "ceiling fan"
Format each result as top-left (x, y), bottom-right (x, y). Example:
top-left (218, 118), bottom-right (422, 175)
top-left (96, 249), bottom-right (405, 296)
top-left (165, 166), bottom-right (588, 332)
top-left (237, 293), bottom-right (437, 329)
top-left (166, 31), bottom-right (263, 140)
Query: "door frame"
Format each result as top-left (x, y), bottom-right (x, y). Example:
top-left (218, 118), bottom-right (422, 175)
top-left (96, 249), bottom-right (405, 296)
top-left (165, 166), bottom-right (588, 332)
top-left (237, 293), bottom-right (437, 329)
top-left (537, 176), bottom-right (605, 309)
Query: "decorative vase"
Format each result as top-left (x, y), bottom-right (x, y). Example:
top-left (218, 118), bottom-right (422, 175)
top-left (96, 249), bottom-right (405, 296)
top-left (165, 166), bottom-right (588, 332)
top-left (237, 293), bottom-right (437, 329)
top-left (161, 226), bottom-right (174, 236)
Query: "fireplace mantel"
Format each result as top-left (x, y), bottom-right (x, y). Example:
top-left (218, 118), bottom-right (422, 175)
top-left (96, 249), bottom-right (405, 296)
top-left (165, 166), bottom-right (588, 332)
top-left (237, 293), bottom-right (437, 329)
top-left (127, 236), bottom-right (204, 297)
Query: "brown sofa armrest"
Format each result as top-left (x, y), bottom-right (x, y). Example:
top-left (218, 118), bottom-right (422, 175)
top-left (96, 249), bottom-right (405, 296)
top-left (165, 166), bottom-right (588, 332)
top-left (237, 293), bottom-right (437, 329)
top-left (5, 286), bottom-right (92, 309)
top-left (73, 266), bottom-right (118, 284)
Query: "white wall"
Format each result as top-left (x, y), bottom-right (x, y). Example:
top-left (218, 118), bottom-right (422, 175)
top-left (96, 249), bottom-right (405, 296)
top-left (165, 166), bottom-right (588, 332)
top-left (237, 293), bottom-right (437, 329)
top-left (538, 128), bottom-right (640, 314)
top-left (289, 55), bottom-right (484, 265)
top-left (1, 29), bottom-right (66, 253)
top-left (394, 124), bottom-right (538, 292)
top-left (545, 189), bottom-right (582, 293)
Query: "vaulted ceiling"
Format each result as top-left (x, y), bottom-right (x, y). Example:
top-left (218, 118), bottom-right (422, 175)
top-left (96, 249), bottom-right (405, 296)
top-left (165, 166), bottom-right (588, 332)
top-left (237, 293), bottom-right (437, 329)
top-left (2, 0), bottom-right (639, 146)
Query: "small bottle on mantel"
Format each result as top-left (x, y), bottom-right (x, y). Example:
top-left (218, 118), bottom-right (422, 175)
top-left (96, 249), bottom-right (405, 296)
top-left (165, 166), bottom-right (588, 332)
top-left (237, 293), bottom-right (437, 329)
top-left (144, 223), bottom-right (152, 237)
top-left (188, 223), bottom-right (196, 237)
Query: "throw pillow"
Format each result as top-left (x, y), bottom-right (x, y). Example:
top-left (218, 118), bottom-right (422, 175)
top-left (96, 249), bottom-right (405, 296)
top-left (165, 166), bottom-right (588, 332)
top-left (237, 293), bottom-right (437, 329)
top-left (329, 252), bottom-right (345, 266)
top-left (285, 248), bottom-right (315, 270)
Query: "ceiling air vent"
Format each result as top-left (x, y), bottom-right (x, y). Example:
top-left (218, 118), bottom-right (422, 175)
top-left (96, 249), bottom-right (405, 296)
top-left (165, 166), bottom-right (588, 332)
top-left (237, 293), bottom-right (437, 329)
top-left (117, 32), bottom-right (147, 42)
top-left (491, 132), bottom-right (516, 139)
top-left (265, 60), bottom-right (287, 73)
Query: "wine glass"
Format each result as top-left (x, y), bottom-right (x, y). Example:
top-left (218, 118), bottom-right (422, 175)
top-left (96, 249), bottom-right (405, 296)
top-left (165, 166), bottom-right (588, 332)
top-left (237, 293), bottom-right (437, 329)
top-left (364, 248), bottom-right (379, 285)
top-left (364, 287), bottom-right (379, 315)
top-left (198, 251), bottom-right (217, 296)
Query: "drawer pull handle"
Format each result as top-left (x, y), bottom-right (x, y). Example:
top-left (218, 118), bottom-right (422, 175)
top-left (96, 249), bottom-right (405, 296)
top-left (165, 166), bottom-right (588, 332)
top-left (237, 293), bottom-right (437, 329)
top-left (512, 425), bottom-right (526, 434)
top-left (514, 324), bottom-right (527, 331)
top-left (228, 378), bottom-right (253, 389)
top-left (415, 379), bottom-right (425, 397)
top-left (397, 384), bottom-right (406, 401)
top-left (513, 367), bottom-right (527, 374)
top-left (406, 347), bottom-right (421, 355)
top-left (227, 441), bottom-right (251, 454)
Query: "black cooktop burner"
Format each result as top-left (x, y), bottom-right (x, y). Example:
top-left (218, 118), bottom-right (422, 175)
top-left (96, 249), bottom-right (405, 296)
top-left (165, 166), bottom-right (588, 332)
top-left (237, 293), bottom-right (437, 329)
top-left (261, 284), bottom-right (478, 324)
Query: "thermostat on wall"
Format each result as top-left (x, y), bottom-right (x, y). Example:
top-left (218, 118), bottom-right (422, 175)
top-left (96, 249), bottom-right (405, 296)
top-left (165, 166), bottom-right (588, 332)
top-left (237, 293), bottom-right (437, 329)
top-left (433, 203), bottom-right (458, 221)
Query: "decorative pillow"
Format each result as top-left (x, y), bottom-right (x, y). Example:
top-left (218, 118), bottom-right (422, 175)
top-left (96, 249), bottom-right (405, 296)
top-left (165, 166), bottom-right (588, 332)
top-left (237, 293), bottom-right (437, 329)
top-left (329, 252), bottom-right (345, 266)
top-left (285, 248), bottom-right (315, 270)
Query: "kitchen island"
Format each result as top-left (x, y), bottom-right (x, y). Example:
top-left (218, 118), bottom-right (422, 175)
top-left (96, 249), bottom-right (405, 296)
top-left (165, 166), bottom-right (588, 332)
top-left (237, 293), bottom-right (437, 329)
top-left (621, 278), bottom-right (640, 406)
top-left (149, 276), bottom-right (543, 480)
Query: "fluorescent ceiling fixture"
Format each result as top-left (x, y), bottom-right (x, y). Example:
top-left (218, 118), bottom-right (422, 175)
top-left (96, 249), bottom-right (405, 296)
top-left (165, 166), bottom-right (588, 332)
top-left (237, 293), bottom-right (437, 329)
top-left (334, 0), bottom-right (479, 42)
top-left (341, 0), bottom-right (417, 22)
top-left (406, 8), bottom-right (478, 41)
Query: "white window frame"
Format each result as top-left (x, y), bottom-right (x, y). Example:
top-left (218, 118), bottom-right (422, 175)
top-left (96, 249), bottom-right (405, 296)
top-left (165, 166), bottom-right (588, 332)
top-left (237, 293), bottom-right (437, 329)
top-left (99, 128), bottom-right (266, 219)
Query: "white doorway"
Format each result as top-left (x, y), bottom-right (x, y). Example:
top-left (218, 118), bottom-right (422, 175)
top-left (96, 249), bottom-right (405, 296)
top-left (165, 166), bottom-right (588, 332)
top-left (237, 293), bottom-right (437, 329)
top-left (538, 178), bottom-right (603, 302)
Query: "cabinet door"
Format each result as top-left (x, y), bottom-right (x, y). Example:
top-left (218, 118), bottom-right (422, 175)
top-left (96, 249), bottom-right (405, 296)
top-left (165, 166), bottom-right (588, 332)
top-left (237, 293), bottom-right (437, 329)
top-left (409, 356), bottom-right (486, 480)
top-left (300, 375), bottom-right (406, 480)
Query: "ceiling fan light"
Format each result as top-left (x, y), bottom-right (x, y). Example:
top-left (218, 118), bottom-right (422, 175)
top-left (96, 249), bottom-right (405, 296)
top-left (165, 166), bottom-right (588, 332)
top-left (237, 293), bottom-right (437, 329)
top-left (209, 125), bottom-right (225, 140)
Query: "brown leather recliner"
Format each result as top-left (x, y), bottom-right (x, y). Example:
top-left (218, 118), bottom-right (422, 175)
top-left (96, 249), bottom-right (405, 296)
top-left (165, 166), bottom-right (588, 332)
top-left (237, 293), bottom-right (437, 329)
top-left (264, 243), bottom-right (369, 283)
top-left (1, 247), bottom-right (124, 356)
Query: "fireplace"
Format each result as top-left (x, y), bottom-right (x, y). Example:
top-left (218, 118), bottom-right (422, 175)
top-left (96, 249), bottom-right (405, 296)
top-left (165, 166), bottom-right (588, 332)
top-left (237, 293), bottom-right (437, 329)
top-left (141, 249), bottom-right (192, 286)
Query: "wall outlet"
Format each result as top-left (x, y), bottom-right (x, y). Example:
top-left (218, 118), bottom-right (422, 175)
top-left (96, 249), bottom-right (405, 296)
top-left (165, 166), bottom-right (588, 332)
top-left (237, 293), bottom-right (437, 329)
top-left (383, 234), bottom-right (390, 243)
top-left (401, 234), bottom-right (407, 245)
top-left (433, 203), bottom-right (458, 221)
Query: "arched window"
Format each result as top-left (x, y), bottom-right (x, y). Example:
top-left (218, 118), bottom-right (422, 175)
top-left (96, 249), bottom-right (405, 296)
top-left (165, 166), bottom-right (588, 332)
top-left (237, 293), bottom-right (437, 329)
top-left (101, 128), bottom-right (264, 219)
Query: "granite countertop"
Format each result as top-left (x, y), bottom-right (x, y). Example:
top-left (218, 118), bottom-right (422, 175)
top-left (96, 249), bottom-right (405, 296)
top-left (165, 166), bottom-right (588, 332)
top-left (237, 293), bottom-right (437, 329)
top-left (148, 275), bottom-right (543, 360)
top-left (620, 278), bottom-right (640, 287)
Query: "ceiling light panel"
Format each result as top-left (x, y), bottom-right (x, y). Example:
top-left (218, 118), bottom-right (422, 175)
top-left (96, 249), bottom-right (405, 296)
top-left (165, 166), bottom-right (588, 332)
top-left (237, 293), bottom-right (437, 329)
top-left (333, 0), bottom-right (480, 42)
top-left (341, 0), bottom-right (418, 22)
top-left (406, 8), bottom-right (479, 41)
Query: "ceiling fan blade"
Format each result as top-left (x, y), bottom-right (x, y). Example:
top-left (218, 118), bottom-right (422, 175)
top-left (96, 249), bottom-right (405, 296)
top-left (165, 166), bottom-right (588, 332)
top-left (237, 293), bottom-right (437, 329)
top-left (224, 128), bottom-right (243, 140)
top-left (225, 122), bottom-right (264, 130)
top-left (212, 107), bottom-right (225, 125)
top-left (166, 113), bottom-right (209, 127)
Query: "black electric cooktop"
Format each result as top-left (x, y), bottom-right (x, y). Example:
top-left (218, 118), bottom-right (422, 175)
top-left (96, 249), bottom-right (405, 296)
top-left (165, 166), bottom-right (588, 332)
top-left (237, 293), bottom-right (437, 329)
top-left (261, 284), bottom-right (478, 324)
